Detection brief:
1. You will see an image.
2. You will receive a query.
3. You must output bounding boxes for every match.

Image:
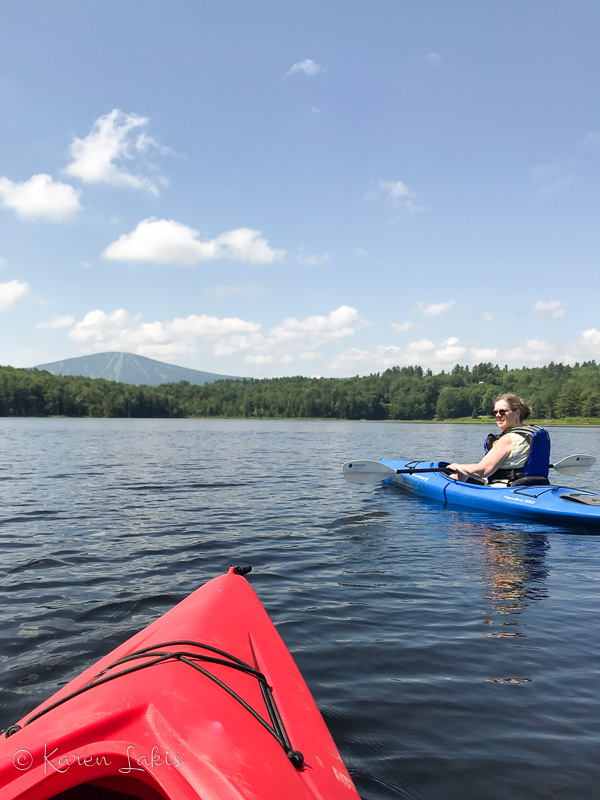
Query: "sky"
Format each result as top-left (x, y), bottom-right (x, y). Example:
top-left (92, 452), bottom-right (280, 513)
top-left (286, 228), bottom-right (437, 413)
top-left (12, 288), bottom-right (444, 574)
top-left (1, 0), bottom-right (600, 379)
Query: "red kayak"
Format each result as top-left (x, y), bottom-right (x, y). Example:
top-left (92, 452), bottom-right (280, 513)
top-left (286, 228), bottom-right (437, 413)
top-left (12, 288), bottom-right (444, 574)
top-left (0, 567), bottom-right (359, 799)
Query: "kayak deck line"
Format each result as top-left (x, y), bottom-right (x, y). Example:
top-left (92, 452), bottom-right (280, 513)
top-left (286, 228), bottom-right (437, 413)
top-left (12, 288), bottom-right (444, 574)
top-left (4, 639), bottom-right (305, 769)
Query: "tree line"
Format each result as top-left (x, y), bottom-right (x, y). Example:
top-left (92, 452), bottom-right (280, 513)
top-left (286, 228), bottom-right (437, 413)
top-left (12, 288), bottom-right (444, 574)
top-left (1, 361), bottom-right (600, 420)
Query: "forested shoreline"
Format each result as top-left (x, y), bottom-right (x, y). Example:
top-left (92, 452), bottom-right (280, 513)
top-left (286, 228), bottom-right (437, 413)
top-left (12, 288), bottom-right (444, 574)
top-left (2, 361), bottom-right (600, 421)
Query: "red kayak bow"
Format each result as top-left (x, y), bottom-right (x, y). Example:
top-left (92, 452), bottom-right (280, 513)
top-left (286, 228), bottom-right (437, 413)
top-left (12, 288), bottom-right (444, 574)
top-left (0, 567), bottom-right (359, 800)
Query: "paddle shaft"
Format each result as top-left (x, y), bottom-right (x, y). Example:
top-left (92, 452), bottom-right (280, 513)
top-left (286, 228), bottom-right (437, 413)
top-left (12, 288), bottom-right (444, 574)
top-left (393, 461), bottom-right (571, 475)
top-left (393, 466), bottom-right (449, 474)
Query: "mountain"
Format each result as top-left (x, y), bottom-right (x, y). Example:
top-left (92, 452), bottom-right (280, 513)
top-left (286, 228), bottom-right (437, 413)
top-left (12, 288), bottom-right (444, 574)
top-left (34, 352), bottom-right (244, 386)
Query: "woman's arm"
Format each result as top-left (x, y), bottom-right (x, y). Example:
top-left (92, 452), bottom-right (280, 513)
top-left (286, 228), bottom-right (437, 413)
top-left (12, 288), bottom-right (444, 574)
top-left (446, 434), bottom-right (513, 480)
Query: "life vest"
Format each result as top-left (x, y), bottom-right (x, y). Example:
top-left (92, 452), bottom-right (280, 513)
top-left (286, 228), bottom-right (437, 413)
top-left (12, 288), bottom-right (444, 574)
top-left (484, 425), bottom-right (551, 484)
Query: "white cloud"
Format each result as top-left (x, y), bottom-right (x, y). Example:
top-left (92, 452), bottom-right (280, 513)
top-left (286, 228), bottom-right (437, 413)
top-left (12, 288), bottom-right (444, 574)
top-left (434, 337), bottom-right (468, 364)
top-left (286, 59), bottom-right (325, 77)
top-left (501, 339), bottom-right (556, 365)
top-left (416, 300), bottom-right (455, 316)
top-left (65, 109), bottom-right (166, 195)
top-left (214, 333), bottom-right (264, 358)
top-left (373, 179), bottom-right (423, 212)
top-left (215, 305), bottom-right (369, 364)
top-left (531, 299), bottom-right (565, 319)
top-left (562, 328), bottom-right (600, 362)
top-left (322, 324), bottom-right (600, 375)
top-left (482, 311), bottom-right (494, 322)
top-left (297, 251), bottom-right (331, 266)
top-left (378, 180), bottom-right (412, 199)
top-left (328, 336), bottom-right (506, 373)
top-left (327, 347), bottom-right (373, 371)
top-left (390, 321), bottom-right (416, 333)
top-left (68, 309), bottom-right (261, 359)
top-left (428, 53), bottom-right (442, 65)
top-left (269, 305), bottom-right (367, 346)
top-left (329, 343), bottom-right (432, 372)
top-left (36, 315), bottom-right (76, 330)
top-left (54, 306), bottom-right (600, 374)
top-left (583, 131), bottom-right (600, 146)
top-left (244, 353), bottom-right (273, 365)
top-left (472, 347), bottom-right (499, 361)
top-left (580, 328), bottom-right (600, 346)
top-left (0, 279), bottom-right (29, 310)
top-left (540, 328), bottom-right (600, 365)
top-left (62, 304), bottom-right (365, 366)
top-left (103, 219), bottom-right (286, 266)
top-left (0, 174), bottom-right (81, 222)
top-left (217, 228), bottom-right (284, 263)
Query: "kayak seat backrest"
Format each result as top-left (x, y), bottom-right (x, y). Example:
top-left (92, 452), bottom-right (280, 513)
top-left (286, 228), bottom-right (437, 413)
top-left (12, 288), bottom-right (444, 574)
top-left (509, 475), bottom-right (551, 487)
top-left (523, 428), bottom-right (551, 479)
top-left (484, 426), bottom-right (551, 481)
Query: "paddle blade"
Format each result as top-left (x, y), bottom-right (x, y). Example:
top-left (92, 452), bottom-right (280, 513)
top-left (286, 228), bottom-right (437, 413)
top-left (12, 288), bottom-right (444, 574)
top-left (552, 454), bottom-right (596, 475)
top-left (342, 460), bottom-right (395, 484)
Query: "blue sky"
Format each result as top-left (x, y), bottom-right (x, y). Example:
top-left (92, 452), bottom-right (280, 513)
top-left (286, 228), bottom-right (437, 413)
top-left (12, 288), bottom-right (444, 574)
top-left (1, 1), bottom-right (599, 378)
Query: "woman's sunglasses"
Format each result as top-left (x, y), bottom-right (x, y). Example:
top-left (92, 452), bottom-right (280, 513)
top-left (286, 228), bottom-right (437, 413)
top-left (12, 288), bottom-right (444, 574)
top-left (492, 409), bottom-right (512, 417)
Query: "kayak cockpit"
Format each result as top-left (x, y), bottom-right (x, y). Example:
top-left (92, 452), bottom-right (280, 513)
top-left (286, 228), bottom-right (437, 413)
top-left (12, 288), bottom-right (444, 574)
top-left (44, 776), bottom-right (168, 799)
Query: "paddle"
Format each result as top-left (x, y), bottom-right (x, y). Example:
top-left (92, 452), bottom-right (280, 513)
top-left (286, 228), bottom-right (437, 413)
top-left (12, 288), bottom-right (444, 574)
top-left (342, 454), bottom-right (596, 484)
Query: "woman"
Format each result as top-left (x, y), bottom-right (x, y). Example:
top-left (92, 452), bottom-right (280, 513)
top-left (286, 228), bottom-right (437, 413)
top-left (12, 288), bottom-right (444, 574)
top-left (447, 394), bottom-right (549, 485)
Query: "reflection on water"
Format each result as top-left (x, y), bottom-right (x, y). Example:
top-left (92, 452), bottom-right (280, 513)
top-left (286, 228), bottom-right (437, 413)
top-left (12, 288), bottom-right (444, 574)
top-left (480, 527), bottom-right (550, 634)
top-left (443, 512), bottom-right (552, 689)
top-left (444, 512), bottom-right (550, 606)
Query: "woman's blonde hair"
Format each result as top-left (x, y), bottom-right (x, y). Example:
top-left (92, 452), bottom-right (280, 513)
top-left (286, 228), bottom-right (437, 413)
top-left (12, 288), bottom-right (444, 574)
top-left (493, 393), bottom-right (531, 422)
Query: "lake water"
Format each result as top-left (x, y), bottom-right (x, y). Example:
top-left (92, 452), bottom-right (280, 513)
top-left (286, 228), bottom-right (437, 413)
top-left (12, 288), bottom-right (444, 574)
top-left (1, 418), bottom-right (600, 799)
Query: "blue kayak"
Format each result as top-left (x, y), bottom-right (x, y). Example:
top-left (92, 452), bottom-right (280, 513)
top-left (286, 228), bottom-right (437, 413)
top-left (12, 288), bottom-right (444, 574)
top-left (379, 458), bottom-right (600, 527)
